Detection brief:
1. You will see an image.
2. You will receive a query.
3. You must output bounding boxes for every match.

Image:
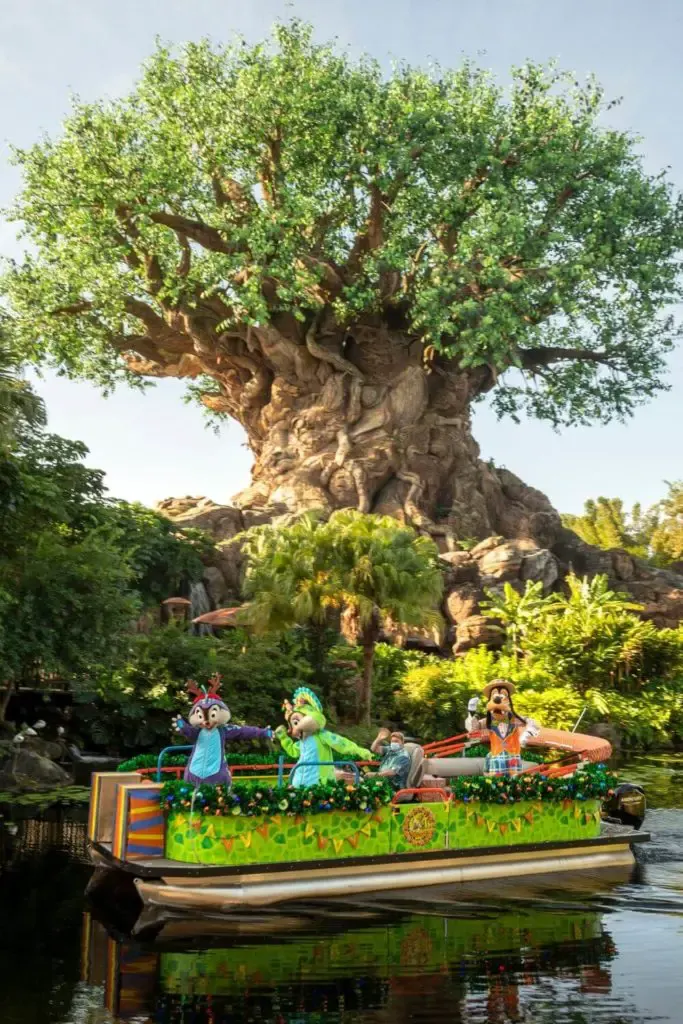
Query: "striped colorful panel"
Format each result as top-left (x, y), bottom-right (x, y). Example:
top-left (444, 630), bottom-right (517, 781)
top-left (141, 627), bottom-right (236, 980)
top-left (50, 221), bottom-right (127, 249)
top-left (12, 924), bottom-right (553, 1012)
top-left (87, 773), bottom-right (102, 842)
top-left (125, 786), bottom-right (165, 860)
top-left (118, 950), bottom-right (158, 1014)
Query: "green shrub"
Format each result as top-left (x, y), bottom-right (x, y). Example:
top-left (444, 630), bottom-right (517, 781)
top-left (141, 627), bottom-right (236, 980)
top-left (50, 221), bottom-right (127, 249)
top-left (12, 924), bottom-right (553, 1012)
top-left (513, 686), bottom-right (586, 731)
top-left (73, 624), bottom-right (314, 755)
top-left (520, 574), bottom-right (683, 694)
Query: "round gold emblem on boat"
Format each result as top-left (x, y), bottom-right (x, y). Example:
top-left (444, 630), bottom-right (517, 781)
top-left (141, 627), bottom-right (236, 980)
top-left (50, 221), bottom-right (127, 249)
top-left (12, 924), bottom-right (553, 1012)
top-left (401, 807), bottom-right (436, 846)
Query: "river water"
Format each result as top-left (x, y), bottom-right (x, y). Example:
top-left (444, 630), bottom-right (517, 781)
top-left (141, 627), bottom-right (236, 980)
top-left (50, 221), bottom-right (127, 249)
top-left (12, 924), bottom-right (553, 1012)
top-left (1, 754), bottom-right (682, 1024)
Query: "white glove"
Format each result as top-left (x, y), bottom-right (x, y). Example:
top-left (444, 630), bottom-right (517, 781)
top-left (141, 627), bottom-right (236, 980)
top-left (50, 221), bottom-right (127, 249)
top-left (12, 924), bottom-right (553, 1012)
top-left (467, 697), bottom-right (480, 713)
top-left (520, 718), bottom-right (541, 745)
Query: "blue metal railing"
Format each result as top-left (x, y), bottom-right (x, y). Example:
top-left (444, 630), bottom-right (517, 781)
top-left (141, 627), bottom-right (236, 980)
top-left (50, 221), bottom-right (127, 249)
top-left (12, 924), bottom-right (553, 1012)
top-left (156, 745), bottom-right (193, 782)
top-left (155, 749), bottom-right (360, 787)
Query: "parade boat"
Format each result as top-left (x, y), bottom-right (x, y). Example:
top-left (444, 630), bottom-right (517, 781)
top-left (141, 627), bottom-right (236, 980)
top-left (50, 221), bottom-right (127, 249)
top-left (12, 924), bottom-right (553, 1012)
top-left (85, 720), bottom-right (648, 918)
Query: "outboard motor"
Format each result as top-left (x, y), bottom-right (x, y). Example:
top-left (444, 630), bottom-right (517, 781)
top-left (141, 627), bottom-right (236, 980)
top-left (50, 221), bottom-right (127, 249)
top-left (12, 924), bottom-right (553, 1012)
top-left (602, 783), bottom-right (646, 830)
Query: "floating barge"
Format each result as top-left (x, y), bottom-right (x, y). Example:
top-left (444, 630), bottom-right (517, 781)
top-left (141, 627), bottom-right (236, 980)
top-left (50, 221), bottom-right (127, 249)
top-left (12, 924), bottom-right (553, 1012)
top-left (85, 728), bottom-right (648, 916)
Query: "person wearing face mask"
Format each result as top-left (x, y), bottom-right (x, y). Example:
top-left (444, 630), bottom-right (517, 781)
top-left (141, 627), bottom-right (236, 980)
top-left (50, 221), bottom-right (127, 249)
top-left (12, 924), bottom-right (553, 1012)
top-left (367, 728), bottom-right (411, 792)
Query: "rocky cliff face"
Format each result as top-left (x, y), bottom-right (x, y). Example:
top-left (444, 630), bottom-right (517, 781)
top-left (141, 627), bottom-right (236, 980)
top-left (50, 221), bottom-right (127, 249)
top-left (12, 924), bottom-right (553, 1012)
top-left (157, 494), bottom-right (683, 651)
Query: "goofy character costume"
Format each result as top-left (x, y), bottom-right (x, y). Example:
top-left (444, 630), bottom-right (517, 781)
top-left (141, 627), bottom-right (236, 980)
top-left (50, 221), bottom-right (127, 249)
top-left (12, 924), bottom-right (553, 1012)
top-left (172, 674), bottom-right (272, 787)
top-left (465, 678), bottom-right (540, 776)
top-left (274, 687), bottom-right (373, 788)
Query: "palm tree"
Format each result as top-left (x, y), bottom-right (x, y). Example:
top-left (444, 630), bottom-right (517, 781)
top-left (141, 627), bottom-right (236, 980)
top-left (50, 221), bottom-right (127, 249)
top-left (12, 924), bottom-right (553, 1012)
top-left (0, 330), bottom-right (45, 448)
top-left (241, 510), bottom-right (444, 724)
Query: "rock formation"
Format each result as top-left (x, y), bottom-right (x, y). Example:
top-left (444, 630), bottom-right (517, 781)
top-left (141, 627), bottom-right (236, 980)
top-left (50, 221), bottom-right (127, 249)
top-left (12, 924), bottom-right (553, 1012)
top-left (157, 487), bottom-right (683, 648)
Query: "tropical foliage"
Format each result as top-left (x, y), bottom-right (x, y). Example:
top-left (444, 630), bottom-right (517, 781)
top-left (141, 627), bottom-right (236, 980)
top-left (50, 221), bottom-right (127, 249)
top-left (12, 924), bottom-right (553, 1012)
top-left (563, 483), bottom-right (683, 567)
top-left (76, 624), bottom-right (319, 755)
top-left (0, 332), bottom-right (45, 449)
top-left (0, 426), bottom-right (213, 719)
top-left (240, 509), bottom-right (443, 724)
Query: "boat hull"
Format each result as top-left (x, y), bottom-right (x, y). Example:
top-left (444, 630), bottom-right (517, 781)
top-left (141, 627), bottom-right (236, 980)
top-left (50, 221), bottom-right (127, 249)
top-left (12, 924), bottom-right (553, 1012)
top-left (135, 845), bottom-right (636, 911)
top-left (88, 824), bottom-right (646, 914)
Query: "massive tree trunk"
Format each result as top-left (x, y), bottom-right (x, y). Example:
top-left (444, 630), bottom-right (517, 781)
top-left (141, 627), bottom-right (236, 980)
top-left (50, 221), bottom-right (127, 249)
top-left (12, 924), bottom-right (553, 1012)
top-left (143, 316), bottom-right (558, 550)
top-left (131, 308), bottom-right (683, 637)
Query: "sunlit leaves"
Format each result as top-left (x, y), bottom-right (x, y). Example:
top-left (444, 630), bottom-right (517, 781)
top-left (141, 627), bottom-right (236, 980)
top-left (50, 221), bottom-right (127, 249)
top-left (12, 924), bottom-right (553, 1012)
top-left (2, 19), bottom-right (682, 427)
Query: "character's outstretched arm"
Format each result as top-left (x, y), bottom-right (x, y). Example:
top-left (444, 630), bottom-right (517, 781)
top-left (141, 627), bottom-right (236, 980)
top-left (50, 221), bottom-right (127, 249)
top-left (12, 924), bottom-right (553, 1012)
top-left (273, 725), bottom-right (300, 759)
top-left (172, 715), bottom-right (199, 742)
top-left (465, 698), bottom-right (486, 734)
top-left (224, 725), bottom-right (273, 743)
top-left (324, 731), bottom-right (373, 761)
top-left (519, 718), bottom-right (541, 747)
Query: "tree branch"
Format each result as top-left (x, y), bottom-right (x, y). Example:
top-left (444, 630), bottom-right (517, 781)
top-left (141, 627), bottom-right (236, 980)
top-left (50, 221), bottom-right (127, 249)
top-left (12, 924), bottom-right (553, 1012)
top-left (519, 345), bottom-right (624, 370)
top-left (211, 175), bottom-right (257, 220)
top-left (149, 211), bottom-right (245, 254)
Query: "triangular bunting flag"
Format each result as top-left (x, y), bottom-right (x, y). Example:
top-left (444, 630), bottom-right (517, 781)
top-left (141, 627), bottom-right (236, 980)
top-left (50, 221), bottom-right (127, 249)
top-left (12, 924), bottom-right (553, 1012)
top-left (499, 823), bottom-right (508, 835)
top-left (192, 819), bottom-right (202, 831)
top-left (533, 803), bottom-right (543, 813)
top-left (333, 838), bottom-right (344, 854)
top-left (358, 824), bottom-right (371, 837)
top-left (523, 811), bottom-right (535, 825)
top-left (476, 815), bottom-right (485, 828)
top-left (347, 834), bottom-right (359, 849)
top-left (221, 838), bottom-right (234, 854)
top-left (304, 822), bottom-right (315, 839)
top-left (562, 799), bottom-right (572, 811)
top-left (294, 815), bottom-right (304, 826)
top-left (487, 819), bottom-right (497, 833)
top-left (465, 807), bottom-right (476, 820)
top-left (574, 804), bottom-right (582, 819)
top-left (511, 818), bottom-right (522, 832)
top-left (204, 825), bottom-right (216, 839)
top-left (270, 815), bottom-right (281, 825)
top-left (256, 823), bottom-right (269, 839)
top-left (317, 834), bottom-right (328, 850)
top-left (240, 831), bottom-right (252, 848)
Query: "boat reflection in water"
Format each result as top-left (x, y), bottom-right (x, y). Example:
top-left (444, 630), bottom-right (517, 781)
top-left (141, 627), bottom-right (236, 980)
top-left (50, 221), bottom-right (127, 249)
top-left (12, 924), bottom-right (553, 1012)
top-left (82, 866), bottom-right (644, 1024)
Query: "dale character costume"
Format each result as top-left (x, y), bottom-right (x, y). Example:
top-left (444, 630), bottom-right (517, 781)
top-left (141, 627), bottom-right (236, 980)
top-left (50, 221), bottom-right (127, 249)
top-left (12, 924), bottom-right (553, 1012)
top-left (275, 687), bottom-right (373, 788)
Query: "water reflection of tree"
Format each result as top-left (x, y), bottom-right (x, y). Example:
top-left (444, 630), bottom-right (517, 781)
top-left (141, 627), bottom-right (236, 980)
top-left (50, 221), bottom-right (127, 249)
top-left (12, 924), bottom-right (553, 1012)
top-left (0, 846), bottom-right (88, 1024)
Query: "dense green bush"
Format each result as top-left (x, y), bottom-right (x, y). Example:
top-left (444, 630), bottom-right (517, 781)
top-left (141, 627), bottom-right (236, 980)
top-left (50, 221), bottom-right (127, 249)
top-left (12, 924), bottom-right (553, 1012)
top-left (73, 624), bottom-right (315, 755)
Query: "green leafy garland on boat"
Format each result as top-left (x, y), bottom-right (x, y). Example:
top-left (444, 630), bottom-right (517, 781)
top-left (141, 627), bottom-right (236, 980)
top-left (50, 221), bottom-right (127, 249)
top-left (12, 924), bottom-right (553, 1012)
top-left (158, 764), bottom-right (616, 818)
top-left (159, 776), bottom-right (395, 817)
top-left (118, 751), bottom-right (279, 773)
top-left (450, 763), bottom-right (617, 805)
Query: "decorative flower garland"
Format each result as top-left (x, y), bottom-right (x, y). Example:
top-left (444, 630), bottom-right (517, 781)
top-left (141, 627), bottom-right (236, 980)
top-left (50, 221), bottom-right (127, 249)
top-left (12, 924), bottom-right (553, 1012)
top-left (450, 763), bottom-right (616, 805)
top-left (160, 776), bottom-right (394, 818)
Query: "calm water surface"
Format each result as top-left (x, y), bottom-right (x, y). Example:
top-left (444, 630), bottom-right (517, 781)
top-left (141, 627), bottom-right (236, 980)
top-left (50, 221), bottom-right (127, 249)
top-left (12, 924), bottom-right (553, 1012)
top-left (1, 754), bottom-right (682, 1024)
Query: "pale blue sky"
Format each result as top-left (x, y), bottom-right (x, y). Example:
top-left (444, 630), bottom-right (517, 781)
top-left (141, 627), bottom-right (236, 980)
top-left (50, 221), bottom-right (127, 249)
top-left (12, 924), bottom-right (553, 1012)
top-left (1, 0), bottom-right (681, 514)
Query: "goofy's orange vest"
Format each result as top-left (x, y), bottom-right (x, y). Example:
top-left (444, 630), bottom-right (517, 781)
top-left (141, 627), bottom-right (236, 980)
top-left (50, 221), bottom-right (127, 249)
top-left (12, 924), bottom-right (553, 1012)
top-left (488, 724), bottom-right (522, 757)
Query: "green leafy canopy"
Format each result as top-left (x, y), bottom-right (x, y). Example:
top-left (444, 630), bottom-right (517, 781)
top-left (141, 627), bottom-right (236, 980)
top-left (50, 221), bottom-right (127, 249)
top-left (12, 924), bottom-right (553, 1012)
top-left (1, 20), bottom-right (682, 427)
